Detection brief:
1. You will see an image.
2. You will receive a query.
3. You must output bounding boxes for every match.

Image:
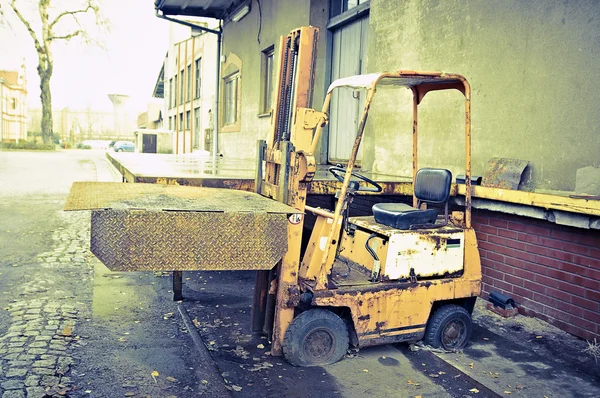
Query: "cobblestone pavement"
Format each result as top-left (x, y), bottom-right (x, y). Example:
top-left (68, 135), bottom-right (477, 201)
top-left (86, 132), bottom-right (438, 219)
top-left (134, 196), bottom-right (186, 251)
top-left (0, 151), bottom-right (205, 398)
top-left (0, 211), bottom-right (91, 398)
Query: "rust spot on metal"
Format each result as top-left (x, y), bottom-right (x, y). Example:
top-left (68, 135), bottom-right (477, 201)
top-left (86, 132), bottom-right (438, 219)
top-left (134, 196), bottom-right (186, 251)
top-left (481, 157), bottom-right (529, 190)
top-left (358, 314), bottom-right (370, 321)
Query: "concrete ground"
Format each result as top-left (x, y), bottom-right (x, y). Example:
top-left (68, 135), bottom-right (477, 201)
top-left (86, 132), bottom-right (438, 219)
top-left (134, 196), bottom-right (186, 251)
top-left (0, 148), bottom-right (598, 398)
top-left (180, 270), bottom-right (600, 398)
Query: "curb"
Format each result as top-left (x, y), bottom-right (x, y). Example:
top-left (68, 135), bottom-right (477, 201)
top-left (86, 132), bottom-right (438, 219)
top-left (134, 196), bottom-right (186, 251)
top-left (177, 302), bottom-right (232, 397)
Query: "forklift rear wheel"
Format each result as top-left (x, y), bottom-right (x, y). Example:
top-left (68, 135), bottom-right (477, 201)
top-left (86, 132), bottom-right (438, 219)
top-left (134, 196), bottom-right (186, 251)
top-left (424, 304), bottom-right (472, 350)
top-left (283, 309), bottom-right (349, 367)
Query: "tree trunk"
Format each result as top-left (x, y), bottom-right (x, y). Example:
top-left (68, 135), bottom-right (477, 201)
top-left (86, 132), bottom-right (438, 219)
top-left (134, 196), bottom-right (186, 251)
top-left (39, 66), bottom-right (53, 144)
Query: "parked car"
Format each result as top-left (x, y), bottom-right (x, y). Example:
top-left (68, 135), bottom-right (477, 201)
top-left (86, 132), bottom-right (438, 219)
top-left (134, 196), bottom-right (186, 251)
top-left (113, 141), bottom-right (135, 152)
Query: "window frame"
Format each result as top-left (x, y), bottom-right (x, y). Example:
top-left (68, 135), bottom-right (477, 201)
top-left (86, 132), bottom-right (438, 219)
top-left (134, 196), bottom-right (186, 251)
top-left (186, 64), bottom-right (192, 102)
top-left (173, 75), bottom-right (178, 107)
top-left (220, 53), bottom-right (243, 133)
top-left (223, 73), bottom-right (239, 126)
top-left (195, 58), bottom-right (202, 99)
top-left (259, 46), bottom-right (275, 116)
top-left (179, 70), bottom-right (184, 105)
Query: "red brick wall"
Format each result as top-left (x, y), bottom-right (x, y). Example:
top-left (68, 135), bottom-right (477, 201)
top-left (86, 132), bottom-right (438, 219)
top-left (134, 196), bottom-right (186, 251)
top-left (473, 210), bottom-right (600, 341)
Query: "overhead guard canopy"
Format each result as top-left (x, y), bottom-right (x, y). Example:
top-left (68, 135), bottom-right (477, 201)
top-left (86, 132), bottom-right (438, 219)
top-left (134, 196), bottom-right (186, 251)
top-left (327, 70), bottom-right (469, 104)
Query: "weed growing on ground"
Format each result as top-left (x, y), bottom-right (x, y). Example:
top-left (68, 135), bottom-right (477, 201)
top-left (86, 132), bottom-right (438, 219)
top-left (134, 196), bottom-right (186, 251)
top-left (584, 338), bottom-right (599, 363)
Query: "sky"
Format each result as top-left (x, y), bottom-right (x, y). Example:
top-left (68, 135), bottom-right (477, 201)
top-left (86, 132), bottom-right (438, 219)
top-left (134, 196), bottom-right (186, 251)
top-left (0, 0), bottom-right (174, 112)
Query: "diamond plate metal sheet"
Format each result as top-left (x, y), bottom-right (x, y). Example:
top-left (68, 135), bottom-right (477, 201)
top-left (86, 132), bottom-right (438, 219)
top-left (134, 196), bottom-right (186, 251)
top-left (91, 209), bottom-right (289, 271)
top-left (65, 182), bottom-right (300, 214)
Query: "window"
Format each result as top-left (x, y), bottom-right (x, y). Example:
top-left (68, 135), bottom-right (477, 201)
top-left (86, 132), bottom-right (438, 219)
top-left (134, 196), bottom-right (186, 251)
top-left (330, 0), bottom-right (368, 18)
top-left (260, 46), bottom-right (275, 114)
top-left (194, 107), bottom-right (201, 149)
top-left (169, 116), bottom-right (172, 130)
top-left (195, 58), bottom-right (202, 99)
top-left (186, 65), bottom-right (192, 102)
top-left (179, 113), bottom-right (183, 131)
top-left (180, 70), bottom-right (184, 104)
top-left (11, 98), bottom-right (16, 110)
top-left (169, 78), bottom-right (173, 109)
top-left (173, 75), bottom-right (178, 107)
top-left (223, 74), bottom-right (239, 125)
top-left (221, 53), bottom-right (242, 132)
top-left (186, 110), bottom-right (191, 130)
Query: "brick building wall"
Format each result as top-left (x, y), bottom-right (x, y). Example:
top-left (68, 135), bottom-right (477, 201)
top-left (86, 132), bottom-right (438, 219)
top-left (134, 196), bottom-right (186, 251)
top-left (307, 195), bottom-right (600, 341)
top-left (473, 210), bottom-right (600, 341)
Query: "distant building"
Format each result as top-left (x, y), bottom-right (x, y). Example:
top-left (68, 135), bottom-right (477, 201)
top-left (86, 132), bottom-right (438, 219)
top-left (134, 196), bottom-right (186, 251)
top-left (137, 102), bottom-right (164, 130)
top-left (28, 107), bottom-right (126, 143)
top-left (153, 22), bottom-right (218, 154)
top-left (0, 66), bottom-right (27, 142)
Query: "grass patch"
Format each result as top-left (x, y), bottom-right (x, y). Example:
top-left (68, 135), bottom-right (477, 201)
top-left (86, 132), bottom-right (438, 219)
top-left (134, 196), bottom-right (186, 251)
top-left (0, 141), bottom-right (55, 151)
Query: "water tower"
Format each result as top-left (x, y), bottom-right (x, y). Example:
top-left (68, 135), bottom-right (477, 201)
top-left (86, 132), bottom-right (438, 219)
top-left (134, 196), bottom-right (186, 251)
top-left (107, 94), bottom-right (130, 138)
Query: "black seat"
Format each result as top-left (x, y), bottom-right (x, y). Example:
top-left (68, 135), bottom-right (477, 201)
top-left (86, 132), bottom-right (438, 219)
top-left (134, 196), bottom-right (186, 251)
top-left (372, 168), bottom-right (452, 230)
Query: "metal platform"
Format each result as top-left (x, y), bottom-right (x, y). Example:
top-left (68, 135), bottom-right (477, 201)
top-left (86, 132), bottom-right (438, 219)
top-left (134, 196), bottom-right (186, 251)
top-left (65, 182), bottom-right (300, 272)
top-left (105, 152), bottom-right (600, 217)
top-left (106, 152), bottom-right (414, 195)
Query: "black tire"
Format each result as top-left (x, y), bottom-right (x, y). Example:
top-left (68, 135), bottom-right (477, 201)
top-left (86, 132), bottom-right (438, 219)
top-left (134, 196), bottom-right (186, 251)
top-left (424, 304), bottom-right (472, 350)
top-left (283, 309), bottom-right (349, 367)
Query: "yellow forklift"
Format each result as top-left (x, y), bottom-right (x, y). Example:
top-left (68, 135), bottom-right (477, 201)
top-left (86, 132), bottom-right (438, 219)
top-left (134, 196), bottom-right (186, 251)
top-left (253, 27), bottom-right (482, 366)
top-left (66, 27), bottom-right (481, 368)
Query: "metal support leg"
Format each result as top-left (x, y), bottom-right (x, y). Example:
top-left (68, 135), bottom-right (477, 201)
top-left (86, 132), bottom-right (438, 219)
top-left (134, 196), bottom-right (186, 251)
top-left (173, 271), bottom-right (183, 301)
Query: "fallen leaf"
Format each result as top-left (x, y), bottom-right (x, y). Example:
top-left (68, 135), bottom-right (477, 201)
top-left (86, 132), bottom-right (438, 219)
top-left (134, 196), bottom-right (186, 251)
top-left (483, 337), bottom-right (489, 340)
top-left (257, 344), bottom-right (265, 349)
top-left (516, 384), bottom-right (525, 390)
top-left (469, 362), bottom-right (474, 369)
top-left (151, 370), bottom-right (159, 383)
top-left (124, 393), bottom-right (136, 397)
top-left (166, 376), bottom-right (177, 382)
top-left (231, 385), bottom-right (243, 392)
top-left (428, 373), bottom-right (439, 378)
top-left (504, 391), bottom-right (512, 395)
top-left (469, 388), bottom-right (480, 393)
top-left (363, 369), bottom-right (369, 372)
top-left (201, 380), bottom-right (208, 385)
top-left (438, 371), bottom-right (446, 375)
top-left (61, 325), bottom-right (73, 337)
top-left (192, 318), bottom-right (200, 327)
top-left (536, 335), bottom-right (543, 339)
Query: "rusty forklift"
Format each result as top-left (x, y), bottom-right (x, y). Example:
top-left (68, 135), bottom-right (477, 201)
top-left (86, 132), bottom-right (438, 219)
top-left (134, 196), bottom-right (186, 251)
top-left (66, 26), bottom-right (481, 367)
top-left (251, 27), bottom-right (481, 366)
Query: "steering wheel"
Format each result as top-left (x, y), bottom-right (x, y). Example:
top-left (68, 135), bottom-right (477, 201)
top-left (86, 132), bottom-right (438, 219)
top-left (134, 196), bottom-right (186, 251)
top-left (328, 166), bottom-right (382, 193)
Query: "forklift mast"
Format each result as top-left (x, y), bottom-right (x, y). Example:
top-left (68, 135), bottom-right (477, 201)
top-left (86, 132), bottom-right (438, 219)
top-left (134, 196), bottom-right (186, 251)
top-left (251, 26), bottom-right (326, 356)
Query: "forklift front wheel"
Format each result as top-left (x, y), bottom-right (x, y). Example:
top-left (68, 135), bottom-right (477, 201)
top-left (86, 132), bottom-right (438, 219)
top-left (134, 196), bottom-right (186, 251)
top-left (424, 304), bottom-right (472, 350)
top-left (283, 309), bottom-right (349, 367)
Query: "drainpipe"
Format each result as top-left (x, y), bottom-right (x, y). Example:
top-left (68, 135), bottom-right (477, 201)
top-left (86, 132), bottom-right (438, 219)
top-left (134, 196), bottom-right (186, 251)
top-left (155, 11), bottom-right (222, 156)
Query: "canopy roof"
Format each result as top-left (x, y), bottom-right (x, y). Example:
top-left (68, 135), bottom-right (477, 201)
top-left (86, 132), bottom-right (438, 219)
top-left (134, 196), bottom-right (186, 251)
top-left (327, 70), bottom-right (469, 104)
top-left (155, 0), bottom-right (245, 19)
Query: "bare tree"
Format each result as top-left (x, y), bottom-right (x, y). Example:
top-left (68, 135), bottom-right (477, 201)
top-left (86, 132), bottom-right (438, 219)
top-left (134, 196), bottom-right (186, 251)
top-left (7, 0), bottom-right (105, 144)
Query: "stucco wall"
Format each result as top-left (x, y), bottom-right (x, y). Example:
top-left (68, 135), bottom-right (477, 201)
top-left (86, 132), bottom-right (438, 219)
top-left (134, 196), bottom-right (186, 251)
top-left (218, 0), bottom-right (328, 159)
top-left (366, 0), bottom-right (600, 192)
